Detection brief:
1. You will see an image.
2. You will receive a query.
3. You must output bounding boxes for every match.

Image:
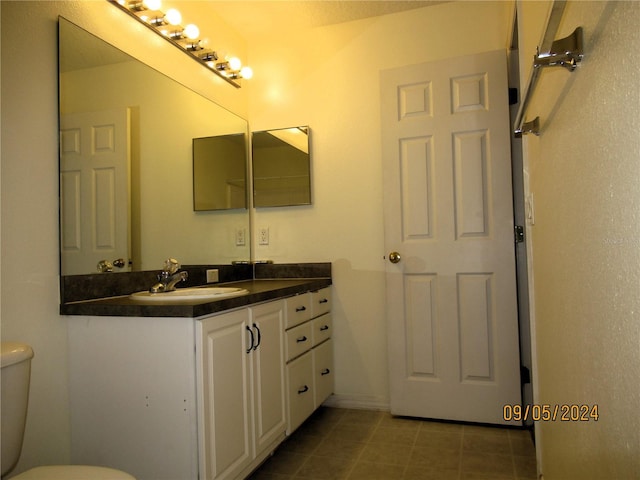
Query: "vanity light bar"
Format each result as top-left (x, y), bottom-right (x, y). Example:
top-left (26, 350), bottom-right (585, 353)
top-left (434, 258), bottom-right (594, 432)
top-left (109, 0), bottom-right (252, 88)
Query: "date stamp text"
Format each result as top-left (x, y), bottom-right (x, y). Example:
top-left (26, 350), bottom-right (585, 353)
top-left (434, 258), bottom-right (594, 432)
top-left (503, 404), bottom-right (599, 422)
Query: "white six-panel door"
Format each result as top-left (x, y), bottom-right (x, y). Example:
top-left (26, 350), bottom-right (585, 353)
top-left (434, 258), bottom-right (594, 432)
top-left (60, 108), bottom-right (131, 274)
top-left (381, 50), bottom-right (522, 425)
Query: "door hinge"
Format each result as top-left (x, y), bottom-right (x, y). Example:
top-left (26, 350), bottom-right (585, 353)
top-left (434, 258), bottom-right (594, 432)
top-left (515, 225), bottom-right (525, 243)
top-left (521, 366), bottom-right (531, 385)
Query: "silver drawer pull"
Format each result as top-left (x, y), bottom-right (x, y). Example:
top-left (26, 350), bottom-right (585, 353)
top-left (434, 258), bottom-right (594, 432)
top-left (321, 368), bottom-right (331, 376)
top-left (295, 306), bottom-right (307, 312)
top-left (319, 325), bottom-right (329, 331)
top-left (297, 385), bottom-right (309, 394)
top-left (296, 336), bottom-right (308, 343)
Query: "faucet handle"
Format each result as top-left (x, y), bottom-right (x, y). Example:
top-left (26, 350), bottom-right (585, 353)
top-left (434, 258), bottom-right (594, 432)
top-left (163, 258), bottom-right (180, 274)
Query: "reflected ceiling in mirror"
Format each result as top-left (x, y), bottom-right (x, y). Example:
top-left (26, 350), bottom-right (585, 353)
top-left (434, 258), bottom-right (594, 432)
top-left (252, 127), bottom-right (311, 208)
top-left (58, 17), bottom-right (250, 275)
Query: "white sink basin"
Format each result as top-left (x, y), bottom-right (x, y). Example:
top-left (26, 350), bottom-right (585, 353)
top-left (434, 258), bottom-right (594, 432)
top-left (129, 286), bottom-right (249, 303)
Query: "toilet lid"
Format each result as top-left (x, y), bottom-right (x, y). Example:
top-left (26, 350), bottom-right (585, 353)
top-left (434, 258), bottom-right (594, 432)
top-left (12, 465), bottom-right (135, 480)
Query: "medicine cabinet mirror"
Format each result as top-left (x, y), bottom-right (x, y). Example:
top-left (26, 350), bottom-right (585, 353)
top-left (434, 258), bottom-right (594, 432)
top-left (252, 126), bottom-right (312, 207)
top-left (58, 17), bottom-right (250, 275)
top-left (193, 134), bottom-right (248, 211)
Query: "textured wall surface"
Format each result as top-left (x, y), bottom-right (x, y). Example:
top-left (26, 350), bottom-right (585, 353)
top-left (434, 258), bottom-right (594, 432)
top-left (523, 1), bottom-right (640, 478)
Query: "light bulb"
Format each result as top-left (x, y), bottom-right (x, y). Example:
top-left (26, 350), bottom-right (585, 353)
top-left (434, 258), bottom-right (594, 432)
top-left (165, 8), bottom-right (182, 25)
top-left (240, 66), bottom-right (253, 79)
top-left (143, 0), bottom-right (161, 10)
top-left (184, 24), bottom-right (199, 40)
top-left (228, 57), bottom-right (242, 71)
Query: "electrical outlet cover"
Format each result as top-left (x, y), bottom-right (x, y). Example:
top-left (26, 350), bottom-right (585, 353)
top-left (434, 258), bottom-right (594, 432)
top-left (206, 269), bottom-right (219, 283)
top-left (259, 227), bottom-right (269, 245)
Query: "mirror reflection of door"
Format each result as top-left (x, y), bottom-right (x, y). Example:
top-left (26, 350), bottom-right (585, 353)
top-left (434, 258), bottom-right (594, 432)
top-left (60, 108), bottom-right (131, 275)
top-left (58, 17), bottom-right (251, 274)
top-left (193, 134), bottom-right (248, 211)
top-left (252, 127), bottom-right (311, 208)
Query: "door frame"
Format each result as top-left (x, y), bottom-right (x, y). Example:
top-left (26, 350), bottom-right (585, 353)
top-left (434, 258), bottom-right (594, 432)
top-left (507, 8), bottom-right (536, 428)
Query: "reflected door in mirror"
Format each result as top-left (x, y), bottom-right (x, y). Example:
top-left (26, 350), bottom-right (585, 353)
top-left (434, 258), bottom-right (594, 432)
top-left (58, 17), bottom-right (251, 274)
top-left (60, 108), bottom-right (131, 275)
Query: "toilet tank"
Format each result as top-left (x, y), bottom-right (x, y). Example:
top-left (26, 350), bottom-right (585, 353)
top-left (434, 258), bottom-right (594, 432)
top-left (1, 342), bottom-right (34, 477)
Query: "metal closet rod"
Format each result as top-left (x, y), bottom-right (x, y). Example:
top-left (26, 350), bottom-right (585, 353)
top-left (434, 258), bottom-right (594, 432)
top-left (514, 1), bottom-right (584, 136)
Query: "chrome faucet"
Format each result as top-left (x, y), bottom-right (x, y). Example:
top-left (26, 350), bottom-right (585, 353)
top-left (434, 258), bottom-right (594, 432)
top-left (149, 258), bottom-right (188, 293)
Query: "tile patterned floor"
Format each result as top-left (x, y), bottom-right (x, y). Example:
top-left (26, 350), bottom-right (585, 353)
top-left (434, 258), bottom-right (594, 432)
top-left (248, 407), bottom-right (537, 480)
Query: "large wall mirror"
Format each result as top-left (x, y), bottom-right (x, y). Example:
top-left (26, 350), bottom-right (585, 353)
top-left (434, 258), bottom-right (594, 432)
top-left (58, 17), bottom-right (250, 275)
top-left (252, 127), bottom-right (311, 207)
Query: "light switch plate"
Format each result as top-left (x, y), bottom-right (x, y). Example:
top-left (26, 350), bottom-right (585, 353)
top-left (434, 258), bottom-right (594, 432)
top-left (526, 193), bottom-right (535, 225)
top-left (235, 228), bottom-right (246, 246)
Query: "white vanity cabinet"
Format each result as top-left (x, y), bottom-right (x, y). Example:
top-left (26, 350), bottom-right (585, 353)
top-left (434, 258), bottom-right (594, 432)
top-left (196, 300), bottom-right (287, 480)
top-left (285, 287), bottom-right (334, 434)
top-left (67, 284), bottom-right (331, 480)
top-left (68, 316), bottom-right (200, 480)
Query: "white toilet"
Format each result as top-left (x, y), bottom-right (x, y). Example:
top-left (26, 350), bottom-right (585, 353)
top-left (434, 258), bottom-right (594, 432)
top-left (1, 343), bottom-right (135, 480)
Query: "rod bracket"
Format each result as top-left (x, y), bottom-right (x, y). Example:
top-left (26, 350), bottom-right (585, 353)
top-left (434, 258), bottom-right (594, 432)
top-left (513, 24), bottom-right (584, 136)
top-left (534, 27), bottom-right (584, 71)
top-left (515, 117), bottom-right (540, 137)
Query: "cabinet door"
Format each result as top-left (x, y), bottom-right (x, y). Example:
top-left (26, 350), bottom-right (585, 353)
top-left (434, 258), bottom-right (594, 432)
top-left (313, 339), bottom-right (334, 408)
top-left (249, 301), bottom-right (287, 456)
top-left (197, 310), bottom-right (253, 480)
top-left (286, 351), bottom-right (315, 434)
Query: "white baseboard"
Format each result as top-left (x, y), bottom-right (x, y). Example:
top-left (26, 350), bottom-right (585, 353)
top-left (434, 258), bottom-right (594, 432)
top-left (321, 393), bottom-right (390, 412)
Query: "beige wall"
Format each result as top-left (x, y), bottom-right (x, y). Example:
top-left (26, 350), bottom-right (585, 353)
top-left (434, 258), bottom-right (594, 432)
top-left (518, 1), bottom-right (640, 478)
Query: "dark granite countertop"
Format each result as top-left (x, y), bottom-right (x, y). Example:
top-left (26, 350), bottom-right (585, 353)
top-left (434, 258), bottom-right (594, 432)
top-left (60, 278), bottom-right (332, 318)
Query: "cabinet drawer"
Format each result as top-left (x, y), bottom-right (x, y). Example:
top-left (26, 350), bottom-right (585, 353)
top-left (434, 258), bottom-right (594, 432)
top-left (285, 293), bottom-right (312, 329)
top-left (311, 288), bottom-right (331, 318)
top-left (312, 313), bottom-right (332, 347)
top-left (285, 321), bottom-right (313, 362)
top-left (286, 352), bottom-right (314, 434)
top-left (313, 339), bottom-right (334, 408)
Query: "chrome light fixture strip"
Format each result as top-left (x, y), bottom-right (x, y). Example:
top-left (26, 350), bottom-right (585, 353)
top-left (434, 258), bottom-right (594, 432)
top-left (108, 0), bottom-right (242, 88)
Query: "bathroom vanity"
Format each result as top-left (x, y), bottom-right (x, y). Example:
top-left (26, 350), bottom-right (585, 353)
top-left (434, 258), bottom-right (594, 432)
top-left (64, 269), bottom-right (332, 480)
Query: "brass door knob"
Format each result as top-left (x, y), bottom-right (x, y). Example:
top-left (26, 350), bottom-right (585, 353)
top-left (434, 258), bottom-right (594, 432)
top-left (388, 252), bottom-right (401, 264)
